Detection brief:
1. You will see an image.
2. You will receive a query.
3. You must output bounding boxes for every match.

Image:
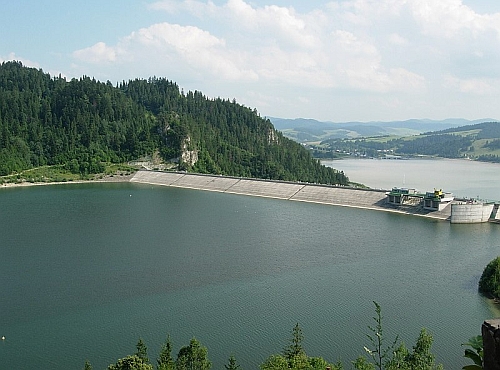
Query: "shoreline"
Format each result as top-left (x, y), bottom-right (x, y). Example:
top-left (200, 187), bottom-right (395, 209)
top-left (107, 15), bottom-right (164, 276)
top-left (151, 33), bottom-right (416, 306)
top-left (1, 169), bottom-right (454, 221)
top-left (129, 170), bottom-right (452, 221)
top-left (0, 172), bottom-right (135, 189)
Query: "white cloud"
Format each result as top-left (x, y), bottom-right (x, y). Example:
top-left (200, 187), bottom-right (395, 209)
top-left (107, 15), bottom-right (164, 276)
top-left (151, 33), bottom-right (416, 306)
top-left (67, 0), bottom-right (500, 120)
top-left (1, 52), bottom-right (40, 68)
top-left (73, 42), bottom-right (117, 63)
top-left (443, 74), bottom-right (497, 95)
top-left (74, 22), bottom-right (258, 81)
top-left (409, 0), bottom-right (500, 39)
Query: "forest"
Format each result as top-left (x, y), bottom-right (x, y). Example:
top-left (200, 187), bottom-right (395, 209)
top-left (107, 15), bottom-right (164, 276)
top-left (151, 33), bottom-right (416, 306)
top-left (0, 61), bottom-right (348, 185)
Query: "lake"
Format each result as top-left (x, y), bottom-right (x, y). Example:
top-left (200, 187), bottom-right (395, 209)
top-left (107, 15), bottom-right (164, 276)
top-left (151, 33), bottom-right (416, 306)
top-left (1, 158), bottom-right (499, 369)
top-left (323, 157), bottom-right (500, 201)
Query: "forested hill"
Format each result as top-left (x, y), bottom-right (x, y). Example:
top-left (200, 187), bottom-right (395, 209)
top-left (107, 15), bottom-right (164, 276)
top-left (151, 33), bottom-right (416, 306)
top-left (318, 121), bottom-right (500, 162)
top-left (0, 61), bottom-right (347, 185)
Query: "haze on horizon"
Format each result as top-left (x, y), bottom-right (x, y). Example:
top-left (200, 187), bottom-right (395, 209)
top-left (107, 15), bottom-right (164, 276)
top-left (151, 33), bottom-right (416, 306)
top-left (1, 0), bottom-right (500, 123)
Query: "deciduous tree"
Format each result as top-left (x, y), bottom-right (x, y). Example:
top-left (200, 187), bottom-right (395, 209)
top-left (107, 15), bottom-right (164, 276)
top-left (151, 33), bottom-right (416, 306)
top-left (176, 338), bottom-right (211, 370)
top-left (107, 355), bottom-right (153, 370)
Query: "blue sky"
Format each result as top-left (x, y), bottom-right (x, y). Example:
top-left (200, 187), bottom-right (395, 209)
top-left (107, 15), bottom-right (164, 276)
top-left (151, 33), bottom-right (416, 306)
top-left (2, 0), bottom-right (500, 122)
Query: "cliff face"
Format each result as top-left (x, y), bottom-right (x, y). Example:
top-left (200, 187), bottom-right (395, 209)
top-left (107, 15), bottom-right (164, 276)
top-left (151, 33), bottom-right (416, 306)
top-left (482, 320), bottom-right (500, 370)
top-left (181, 137), bottom-right (198, 167)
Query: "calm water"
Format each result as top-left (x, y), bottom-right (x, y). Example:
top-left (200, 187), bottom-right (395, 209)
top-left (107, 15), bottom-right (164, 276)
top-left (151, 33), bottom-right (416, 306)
top-left (323, 157), bottom-right (500, 201)
top-left (1, 159), bottom-right (500, 369)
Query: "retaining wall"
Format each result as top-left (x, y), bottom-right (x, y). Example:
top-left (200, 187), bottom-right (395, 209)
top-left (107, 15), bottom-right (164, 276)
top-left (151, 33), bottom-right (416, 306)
top-left (450, 203), bottom-right (494, 223)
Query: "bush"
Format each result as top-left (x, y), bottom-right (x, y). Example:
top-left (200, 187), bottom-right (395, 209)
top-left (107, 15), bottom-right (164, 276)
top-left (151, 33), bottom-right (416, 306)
top-left (479, 257), bottom-right (500, 298)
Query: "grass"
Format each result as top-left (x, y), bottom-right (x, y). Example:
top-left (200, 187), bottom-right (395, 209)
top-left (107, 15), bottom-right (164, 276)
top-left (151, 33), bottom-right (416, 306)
top-left (0, 163), bottom-right (137, 185)
top-left (467, 139), bottom-right (500, 158)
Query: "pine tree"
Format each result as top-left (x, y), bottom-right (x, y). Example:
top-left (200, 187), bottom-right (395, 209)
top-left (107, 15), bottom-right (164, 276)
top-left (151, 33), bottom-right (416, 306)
top-left (136, 338), bottom-right (150, 364)
top-left (283, 323), bottom-right (305, 360)
top-left (158, 335), bottom-right (175, 370)
top-left (224, 355), bottom-right (241, 370)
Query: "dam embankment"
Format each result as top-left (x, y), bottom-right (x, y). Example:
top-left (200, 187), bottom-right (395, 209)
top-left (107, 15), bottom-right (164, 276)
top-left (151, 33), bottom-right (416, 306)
top-left (130, 170), bottom-right (452, 221)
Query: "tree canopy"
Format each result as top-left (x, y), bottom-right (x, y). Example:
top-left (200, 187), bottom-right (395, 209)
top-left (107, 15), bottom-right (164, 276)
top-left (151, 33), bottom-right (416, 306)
top-left (260, 323), bottom-right (342, 370)
top-left (479, 256), bottom-right (500, 298)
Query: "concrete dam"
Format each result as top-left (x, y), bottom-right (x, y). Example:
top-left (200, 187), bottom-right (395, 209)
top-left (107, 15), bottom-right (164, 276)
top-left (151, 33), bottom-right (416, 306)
top-left (130, 170), bottom-right (456, 221)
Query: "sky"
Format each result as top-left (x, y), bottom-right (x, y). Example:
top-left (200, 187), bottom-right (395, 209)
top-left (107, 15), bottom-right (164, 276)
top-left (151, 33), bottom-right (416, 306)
top-left (1, 0), bottom-right (500, 122)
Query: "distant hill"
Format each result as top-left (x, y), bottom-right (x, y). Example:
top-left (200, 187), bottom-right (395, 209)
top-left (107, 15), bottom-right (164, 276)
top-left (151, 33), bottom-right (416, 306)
top-left (315, 121), bottom-right (500, 163)
top-left (0, 61), bottom-right (348, 185)
top-left (270, 117), bottom-right (496, 143)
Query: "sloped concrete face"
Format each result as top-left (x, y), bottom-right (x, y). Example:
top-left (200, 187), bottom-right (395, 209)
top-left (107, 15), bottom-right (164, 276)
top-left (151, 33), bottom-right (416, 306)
top-left (130, 170), bottom-right (451, 220)
top-left (169, 174), bottom-right (239, 192)
top-left (290, 185), bottom-right (386, 208)
top-left (226, 179), bottom-right (304, 199)
top-left (130, 171), bottom-right (185, 186)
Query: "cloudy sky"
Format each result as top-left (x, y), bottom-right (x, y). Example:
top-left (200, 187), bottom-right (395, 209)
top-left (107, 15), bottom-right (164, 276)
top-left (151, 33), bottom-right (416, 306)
top-left (1, 0), bottom-right (500, 122)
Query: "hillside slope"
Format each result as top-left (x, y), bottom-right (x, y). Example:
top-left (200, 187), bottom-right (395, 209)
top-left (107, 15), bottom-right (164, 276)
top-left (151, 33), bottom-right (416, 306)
top-left (0, 61), bottom-right (348, 185)
top-left (319, 121), bottom-right (500, 162)
top-left (271, 117), bottom-right (495, 143)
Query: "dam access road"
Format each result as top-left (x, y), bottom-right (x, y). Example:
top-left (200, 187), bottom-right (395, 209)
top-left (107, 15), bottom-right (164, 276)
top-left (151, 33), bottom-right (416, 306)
top-left (130, 170), bottom-right (452, 221)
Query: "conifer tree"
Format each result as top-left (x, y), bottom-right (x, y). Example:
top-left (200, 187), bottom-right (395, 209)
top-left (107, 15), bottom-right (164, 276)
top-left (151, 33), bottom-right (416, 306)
top-left (283, 323), bottom-right (305, 360)
top-left (224, 355), bottom-right (241, 370)
top-left (158, 334), bottom-right (175, 370)
top-left (136, 338), bottom-right (150, 364)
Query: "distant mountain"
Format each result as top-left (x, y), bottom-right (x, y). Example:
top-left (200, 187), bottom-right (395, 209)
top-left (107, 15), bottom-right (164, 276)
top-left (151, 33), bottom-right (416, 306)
top-left (316, 121), bottom-right (500, 163)
top-left (269, 117), bottom-right (497, 143)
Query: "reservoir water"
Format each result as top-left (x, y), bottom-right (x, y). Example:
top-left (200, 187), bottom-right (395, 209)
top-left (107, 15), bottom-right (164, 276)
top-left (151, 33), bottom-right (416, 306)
top-left (324, 157), bottom-right (500, 201)
top-left (1, 158), bottom-right (500, 369)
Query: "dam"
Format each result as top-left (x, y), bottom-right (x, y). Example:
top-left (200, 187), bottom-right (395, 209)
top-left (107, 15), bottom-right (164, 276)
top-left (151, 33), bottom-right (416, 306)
top-left (130, 170), bottom-right (454, 221)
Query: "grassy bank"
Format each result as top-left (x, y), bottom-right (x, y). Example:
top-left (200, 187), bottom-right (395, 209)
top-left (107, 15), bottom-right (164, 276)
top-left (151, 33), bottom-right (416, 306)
top-left (0, 164), bottom-right (137, 186)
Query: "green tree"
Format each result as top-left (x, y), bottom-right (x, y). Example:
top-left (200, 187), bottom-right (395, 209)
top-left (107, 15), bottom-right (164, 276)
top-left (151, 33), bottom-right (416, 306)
top-left (386, 329), bottom-right (443, 370)
top-left (136, 338), bottom-right (150, 364)
top-left (83, 360), bottom-right (92, 370)
top-left (479, 256), bottom-right (500, 298)
top-left (175, 338), bottom-right (211, 370)
top-left (283, 323), bottom-right (306, 360)
top-left (462, 335), bottom-right (483, 370)
top-left (360, 301), bottom-right (399, 370)
top-left (352, 357), bottom-right (375, 370)
top-left (355, 303), bottom-right (442, 370)
top-left (107, 355), bottom-right (153, 370)
top-left (260, 354), bottom-right (289, 370)
top-left (261, 324), bottom-right (342, 370)
top-left (224, 355), bottom-right (241, 370)
top-left (158, 335), bottom-right (176, 370)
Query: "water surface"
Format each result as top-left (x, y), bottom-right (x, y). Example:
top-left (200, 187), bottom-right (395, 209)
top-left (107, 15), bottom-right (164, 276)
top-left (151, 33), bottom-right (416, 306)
top-left (1, 162), bottom-right (499, 369)
top-left (324, 157), bottom-right (500, 201)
